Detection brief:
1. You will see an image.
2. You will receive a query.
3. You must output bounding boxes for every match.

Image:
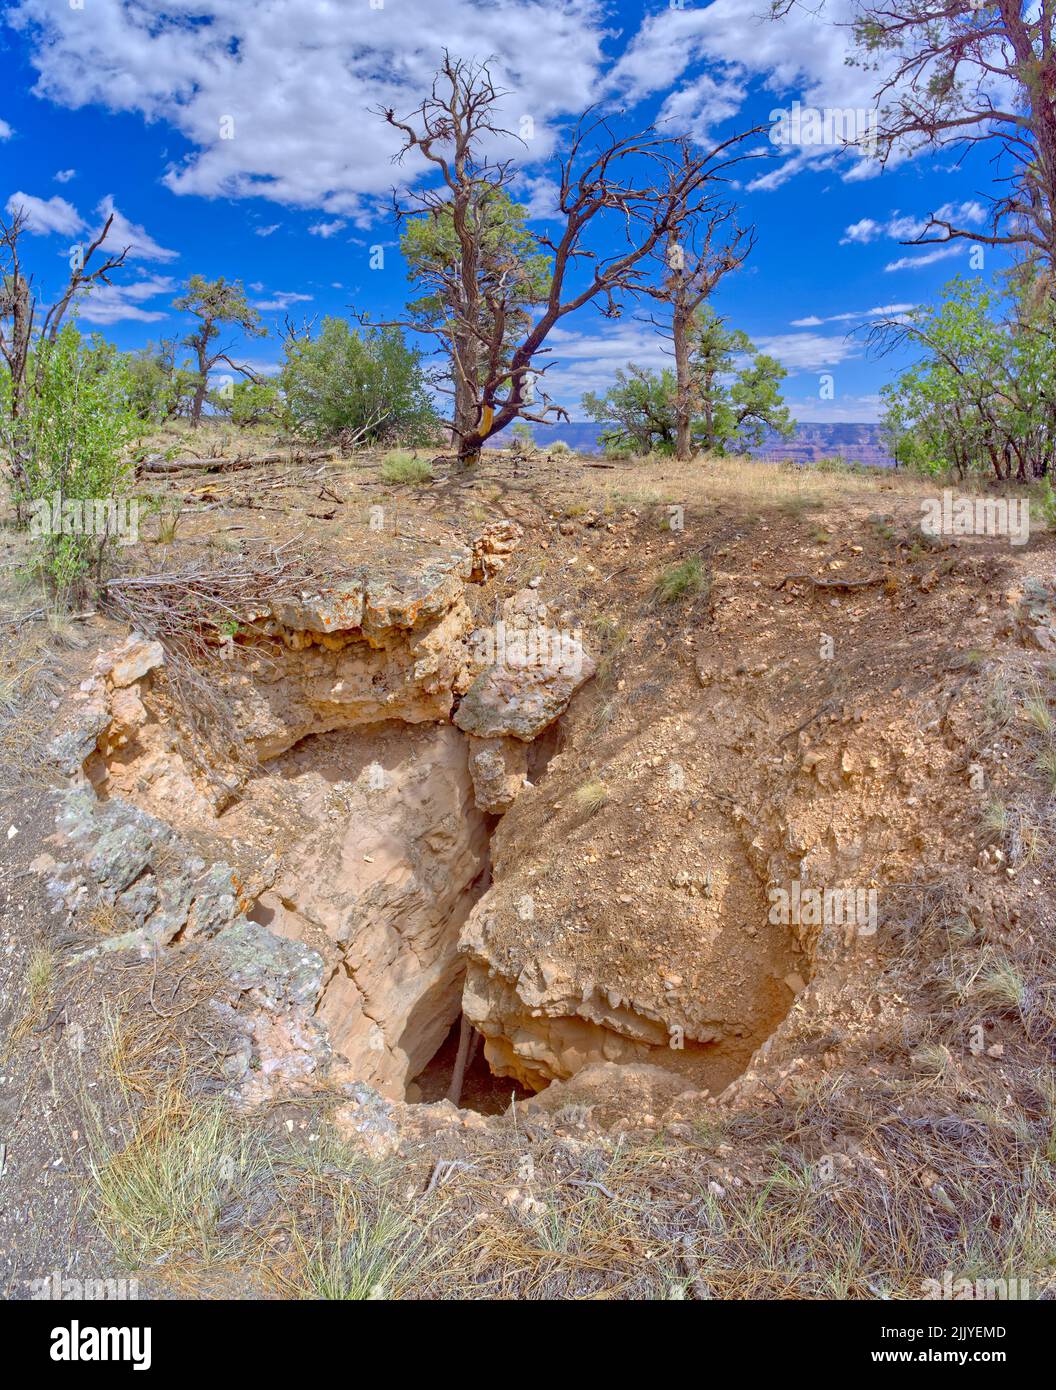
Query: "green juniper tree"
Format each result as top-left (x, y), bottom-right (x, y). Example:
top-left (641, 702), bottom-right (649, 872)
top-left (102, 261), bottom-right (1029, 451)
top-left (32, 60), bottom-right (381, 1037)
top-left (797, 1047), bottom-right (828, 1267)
top-left (173, 276), bottom-right (265, 427)
top-left (583, 309), bottom-right (792, 458)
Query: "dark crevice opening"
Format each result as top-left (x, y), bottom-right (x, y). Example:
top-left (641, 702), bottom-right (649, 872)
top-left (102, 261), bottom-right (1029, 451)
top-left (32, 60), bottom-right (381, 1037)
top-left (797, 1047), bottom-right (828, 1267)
top-left (410, 1015), bottom-right (533, 1115)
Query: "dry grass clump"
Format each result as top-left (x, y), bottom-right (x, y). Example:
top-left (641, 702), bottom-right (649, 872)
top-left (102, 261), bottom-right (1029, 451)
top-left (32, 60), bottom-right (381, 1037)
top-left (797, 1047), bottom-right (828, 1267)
top-left (653, 556), bottom-right (709, 604)
top-left (380, 451), bottom-right (433, 486)
top-left (82, 974), bottom-right (448, 1298)
top-left (600, 453), bottom-right (905, 522)
top-left (572, 778), bottom-right (609, 815)
top-left (282, 1175), bottom-right (436, 1300)
top-left (88, 1076), bottom-right (447, 1297)
top-left (5, 944), bottom-right (55, 1051)
top-left (89, 1081), bottom-right (261, 1269)
top-left (0, 592), bottom-right (93, 787)
top-left (589, 613), bottom-right (630, 686)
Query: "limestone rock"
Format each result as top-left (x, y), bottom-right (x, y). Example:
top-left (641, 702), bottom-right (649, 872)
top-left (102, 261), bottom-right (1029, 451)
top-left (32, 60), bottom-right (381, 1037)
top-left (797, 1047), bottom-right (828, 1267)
top-left (210, 918), bottom-right (325, 1010)
top-left (48, 700), bottom-right (111, 778)
top-left (256, 722), bottom-right (490, 1099)
top-left (109, 687), bottom-right (148, 741)
top-left (270, 582), bottom-right (366, 635)
top-left (467, 735), bottom-right (529, 813)
top-left (455, 592), bottom-right (595, 742)
top-left (42, 533), bottom-right (601, 1109)
top-left (1015, 578), bottom-right (1056, 650)
top-left (454, 637), bottom-right (595, 740)
top-left (469, 520), bottom-right (523, 581)
top-left (110, 638), bottom-right (165, 688)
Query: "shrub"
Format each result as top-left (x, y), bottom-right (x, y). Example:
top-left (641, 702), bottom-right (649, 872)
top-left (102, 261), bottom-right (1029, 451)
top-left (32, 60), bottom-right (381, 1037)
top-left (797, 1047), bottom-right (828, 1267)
top-left (125, 339), bottom-right (197, 423)
top-left (879, 276), bottom-right (1056, 481)
top-left (510, 422), bottom-right (537, 454)
top-left (380, 451), bottom-right (433, 485)
top-left (281, 319), bottom-right (437, 445)
top-left (1, 326), bottom-right (139, 594)
top-left (227, 377), bottom-right (283, 428)
top-left (583, 365), bottom-right (676, 455)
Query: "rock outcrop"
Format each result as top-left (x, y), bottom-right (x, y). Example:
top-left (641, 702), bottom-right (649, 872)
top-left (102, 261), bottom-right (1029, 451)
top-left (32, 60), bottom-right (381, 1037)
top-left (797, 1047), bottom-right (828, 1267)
top-left (42, 530), bottom-right (599, 1105)
top-left (455, 588), bottom-right (596, 744)
top-left (250, 721), bottom-right (490, 1098)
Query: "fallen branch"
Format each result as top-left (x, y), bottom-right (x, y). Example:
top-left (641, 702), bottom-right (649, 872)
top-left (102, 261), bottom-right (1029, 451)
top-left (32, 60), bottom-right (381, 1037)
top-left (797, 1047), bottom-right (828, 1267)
top-left (138, 448), bottom-right (334, 475)
top-left (774, 571), bottom-right (884, 593)
top-left (446, 1012), bottom-right (479, 1106)
top-left (101, 547), bottom-right (322, 666)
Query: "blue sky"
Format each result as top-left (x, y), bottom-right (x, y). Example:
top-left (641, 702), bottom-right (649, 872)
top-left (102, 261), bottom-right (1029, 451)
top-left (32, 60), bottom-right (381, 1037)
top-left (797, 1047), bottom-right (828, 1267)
top-left (0, 0), bottom-right (1009, 424)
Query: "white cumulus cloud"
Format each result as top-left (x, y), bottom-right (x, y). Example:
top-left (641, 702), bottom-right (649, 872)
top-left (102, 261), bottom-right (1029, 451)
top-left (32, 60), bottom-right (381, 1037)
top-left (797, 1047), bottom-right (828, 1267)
top-left (73, 274), bottom-right (175, 325)
top-left (841, 202), bottom-right (987, 245)
top-left (252, 289), bottom-right (313, 312)
top-left (96, 195), bottom-right (178, 261)
top-left (8, 0), bottom-right (607, 222)
top-left (308, 220), bottom-right (346, 239)
top-left (790, 304), bottom-right (916, 327)
top-left (884, 245), bottom-right (964, 273)
top-left (6, 190), bottom-right (84, 235)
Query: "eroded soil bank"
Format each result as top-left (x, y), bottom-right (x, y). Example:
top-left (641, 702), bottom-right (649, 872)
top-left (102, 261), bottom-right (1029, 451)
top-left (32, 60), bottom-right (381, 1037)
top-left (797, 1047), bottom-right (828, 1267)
top-left (42, 516), bottom-right (808, 1107)
top-left (6, 451), bottom-right (1056, 1299)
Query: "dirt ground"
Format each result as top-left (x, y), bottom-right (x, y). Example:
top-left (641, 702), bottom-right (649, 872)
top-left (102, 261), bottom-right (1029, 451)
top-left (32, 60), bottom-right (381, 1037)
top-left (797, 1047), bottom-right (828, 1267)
top-left (2, 440), bottom-right (1055, 1299)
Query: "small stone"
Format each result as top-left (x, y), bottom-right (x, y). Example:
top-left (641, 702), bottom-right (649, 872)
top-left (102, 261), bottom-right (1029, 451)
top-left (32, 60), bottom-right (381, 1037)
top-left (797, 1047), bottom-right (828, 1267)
top-left (110, 639), bottom-right (165, 688)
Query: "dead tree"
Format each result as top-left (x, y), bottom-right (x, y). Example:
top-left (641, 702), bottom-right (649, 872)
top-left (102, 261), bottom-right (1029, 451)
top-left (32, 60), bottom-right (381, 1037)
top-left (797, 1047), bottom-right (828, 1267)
top-left (280, 311), bottom-right (320, 354)
top-left (771, 1), bottom-right (1056, 280)
top-left (638, 143), bottom-right (755, 460)
top-left (0, 207), bottom-right (128, 417)
top-left (376, 52), bottom-right (763, 464)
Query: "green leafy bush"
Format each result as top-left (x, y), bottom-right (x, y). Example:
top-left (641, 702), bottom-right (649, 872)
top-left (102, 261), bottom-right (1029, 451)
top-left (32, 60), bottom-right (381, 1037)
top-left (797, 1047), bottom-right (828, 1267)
top-left (281, 319), bottom-right (437, 445)
top-left (226, 377), bottom-right (283, 428)
top-left (1, 326), bottom-right (139, 593)
top-left (510, 422), bottom-right (537, 453)
top-left (879, 276), bottom-right (1056, 480)
top-left (125, 339), bottom-right (198, 423)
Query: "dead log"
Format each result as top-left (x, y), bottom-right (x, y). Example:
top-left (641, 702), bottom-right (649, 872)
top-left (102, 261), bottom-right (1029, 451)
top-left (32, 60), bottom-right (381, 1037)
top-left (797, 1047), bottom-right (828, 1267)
top-left (774, 571), bottom-right (884, 593)
top-left (138, 448), bottom-right (334, 475)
